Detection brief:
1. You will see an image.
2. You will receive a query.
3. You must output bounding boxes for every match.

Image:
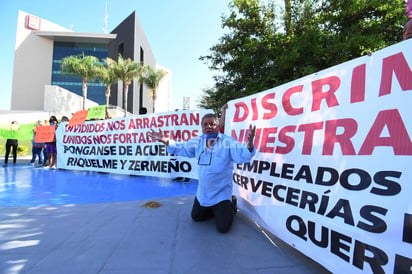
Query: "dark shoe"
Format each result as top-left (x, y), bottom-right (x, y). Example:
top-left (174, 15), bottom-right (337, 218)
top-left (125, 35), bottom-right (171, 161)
top-left (232, 195), bottom-right (237, 215)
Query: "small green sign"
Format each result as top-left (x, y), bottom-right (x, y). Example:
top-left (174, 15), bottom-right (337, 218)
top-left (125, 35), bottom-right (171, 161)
top-left (87, 105), bottom-right (107, 120)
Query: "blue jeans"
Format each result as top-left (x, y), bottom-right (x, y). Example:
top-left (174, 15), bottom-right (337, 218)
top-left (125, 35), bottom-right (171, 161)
top-left (31, 147), bottom-right (43, 165)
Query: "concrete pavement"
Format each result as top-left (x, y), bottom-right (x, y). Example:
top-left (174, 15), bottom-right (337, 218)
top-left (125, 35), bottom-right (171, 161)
top-left (0, 196), bottom-right (330, 274)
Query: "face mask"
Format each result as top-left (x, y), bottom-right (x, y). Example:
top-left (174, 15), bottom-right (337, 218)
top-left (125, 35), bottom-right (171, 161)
top-left (203, 133), bottom-right (218, 140)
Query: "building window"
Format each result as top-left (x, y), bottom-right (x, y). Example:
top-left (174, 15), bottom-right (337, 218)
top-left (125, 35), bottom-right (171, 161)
top-left (140, 47), bottom-right (144, 64)
top-left (51, 41), bottom-right (108, 105)
top-left (118, 43), bottom-right (124, 57)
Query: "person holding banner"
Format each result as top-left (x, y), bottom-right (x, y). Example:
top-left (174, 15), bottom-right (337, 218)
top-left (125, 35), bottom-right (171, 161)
top-left (44, 116), bottom-right (58, 170)
top-left (405, 0), bottom-right (412, 40)
top-left (149, 113), bottom-right (256, 233)
top-left (61, 116), bottom-right (69, 123)
top-left (30, 120), bottom-right (45, 166)
top-left (3, 121), bottom-right (19, 167)
top-left (218, 103), bottom-right (228, 133)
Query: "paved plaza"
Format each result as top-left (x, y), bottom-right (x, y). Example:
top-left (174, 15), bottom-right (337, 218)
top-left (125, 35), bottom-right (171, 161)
top-left (0, 163), bottom-right (329, 273)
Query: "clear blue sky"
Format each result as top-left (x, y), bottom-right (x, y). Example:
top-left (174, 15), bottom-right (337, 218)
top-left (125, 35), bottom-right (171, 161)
top-left (0, 0), bottom-right (231, 111)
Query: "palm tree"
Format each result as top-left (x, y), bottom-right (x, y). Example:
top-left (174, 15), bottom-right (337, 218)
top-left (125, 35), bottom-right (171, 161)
top-left (95, 59), bottom-right (118, 118)
top-left (142, 66), bottom-right (167, 113)
top-left (110, 54), bottom-right (144, 116)
top-left (61, 55), bottom-right (100, 110)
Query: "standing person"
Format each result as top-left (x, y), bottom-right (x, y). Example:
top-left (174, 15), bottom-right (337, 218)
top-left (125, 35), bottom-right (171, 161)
top-left (149, 112), bottom-right (256, 233)
top-left (3, 121), bottom-right (19, 167)
top-left (42, 120), bottom-right (49, 166)
top-left (61, 116), bottom-right (69, 123)
top-left (30, 120), bottom-right (45, 166)
top-left (404, 0), bottom-right (412, 40)
top-left (44, 116), bottom-right (58, 170)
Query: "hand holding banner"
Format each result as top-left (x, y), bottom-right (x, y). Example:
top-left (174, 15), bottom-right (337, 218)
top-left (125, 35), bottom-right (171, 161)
top-left (87, 105), bottom-right (106, 120)
top-left (68, 110), bottom-right (89, 127)
top-left (0, 123), bottom-right (35, 140)
top-left (35, 125), bottom-right (56, 143)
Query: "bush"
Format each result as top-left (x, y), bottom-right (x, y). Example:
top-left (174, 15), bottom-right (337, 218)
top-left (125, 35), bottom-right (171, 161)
top-left (0, 138), bottom-right (32, 157)
top-left (17, 146), bottom-right (29, 156)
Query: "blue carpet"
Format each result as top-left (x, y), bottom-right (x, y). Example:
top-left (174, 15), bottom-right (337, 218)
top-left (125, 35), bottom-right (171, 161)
top-left (0, 164), bottom-right (197, 206)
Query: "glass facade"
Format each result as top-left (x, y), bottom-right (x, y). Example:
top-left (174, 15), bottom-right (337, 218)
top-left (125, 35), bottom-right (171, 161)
top-left (51, 42), bottom-right (108, 105)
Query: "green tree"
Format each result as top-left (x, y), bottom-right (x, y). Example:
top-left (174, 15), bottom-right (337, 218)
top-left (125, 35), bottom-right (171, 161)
top-left (316, 0), bottom-right (404, 64)
top-left (197, 87), bottom-right (224, 115)
top-left (200, 0), bottom-right (283, 112)
top-left (283, 0), bottom-right (293, 35)
top-left (110, 54), bottom-right (144, 117)
top-left (200, 0), bottom-right (405, 112)
top-left (141, 66), bottom-right (167, 113)
top-left (61, 55), bottom-right (100, 110)
top-left (95, 59), bottom-right (118, 118)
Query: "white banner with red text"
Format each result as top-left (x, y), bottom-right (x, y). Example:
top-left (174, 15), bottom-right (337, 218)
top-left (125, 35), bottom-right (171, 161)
top-left (227, 40), bottom-right (412, 273)
top-left (56, 109), bottom-right (211, 179)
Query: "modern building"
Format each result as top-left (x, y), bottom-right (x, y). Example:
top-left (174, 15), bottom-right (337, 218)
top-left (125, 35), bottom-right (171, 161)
top-left (11, 10), bottom-right (171, 117)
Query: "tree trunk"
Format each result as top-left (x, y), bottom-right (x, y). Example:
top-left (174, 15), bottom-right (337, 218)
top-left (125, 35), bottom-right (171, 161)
top-left (123, 83), bottom-right (128, 117)
top-left (82, 79), bottom-right (87, 110)
top-left (152, 89), bottom-right (156, 113)
top-left (105, 86), bottom-right (110, 119)
top-left (284, 0), bottom-right (293, 36)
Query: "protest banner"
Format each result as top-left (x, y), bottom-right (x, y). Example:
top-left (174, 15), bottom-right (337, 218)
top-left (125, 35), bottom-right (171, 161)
top-left (227, 40), bottom-right (412, 273)
top-left (56, 109), bottom-right (211, 179)
top-left (35, 125), bottom-right (56, 143)
top-left (0, 123), bottom-right (35, 140)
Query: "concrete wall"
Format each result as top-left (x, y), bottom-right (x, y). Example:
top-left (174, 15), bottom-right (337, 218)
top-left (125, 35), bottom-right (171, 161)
top-left (11, 11), bottom-right (72, 111)
top-left (44, 85), bottom-right (98, 116)
top-left (154, 65), bottom-right (171, 113)
top-left (0, 110), bottom-right (51, 125)
top-left (109, 11), bottom-right (157, 115)
top-left (1, 85), bottom-right (98, 126)
top-left (133, 12), bottom-right (156, 114)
